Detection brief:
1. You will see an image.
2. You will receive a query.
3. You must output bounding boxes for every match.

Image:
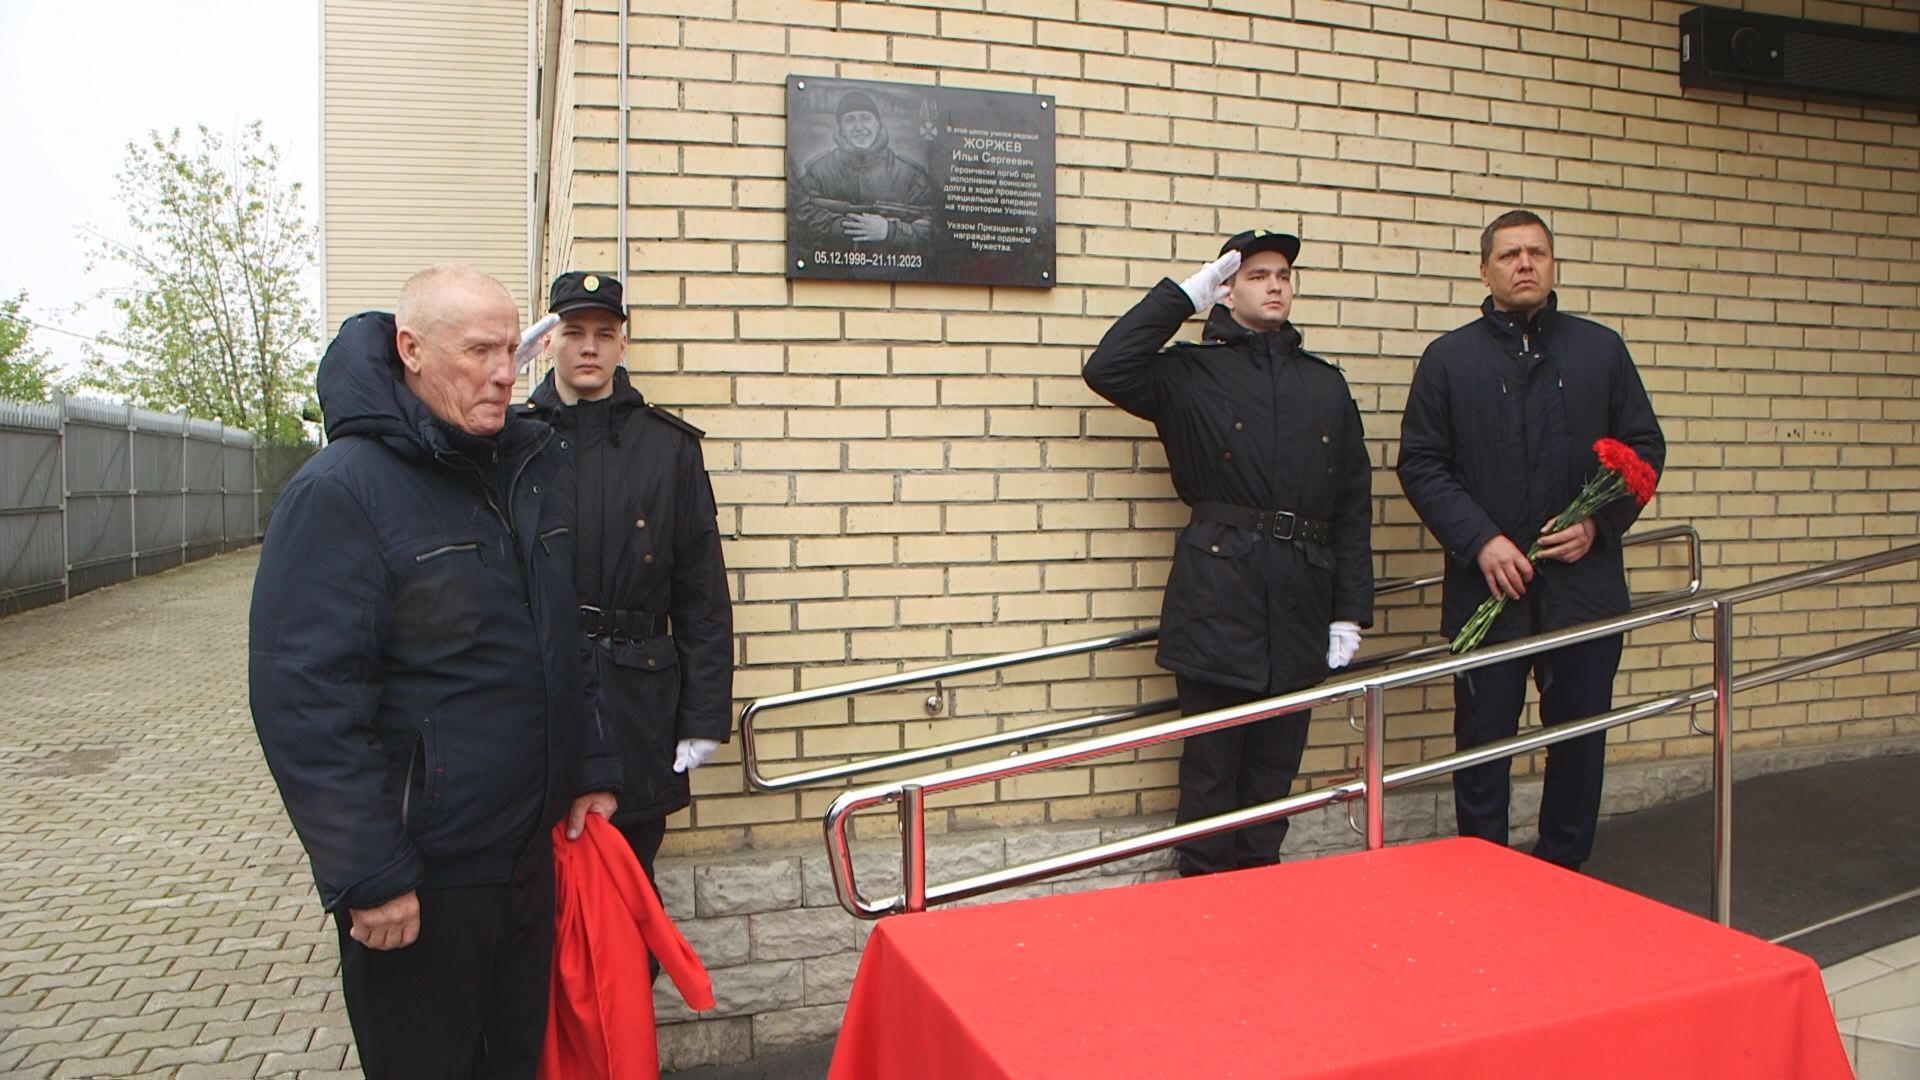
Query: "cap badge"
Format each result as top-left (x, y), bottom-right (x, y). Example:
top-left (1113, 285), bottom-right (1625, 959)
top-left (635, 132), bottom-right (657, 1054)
top-left (583, 275), bottom-right (600, 291)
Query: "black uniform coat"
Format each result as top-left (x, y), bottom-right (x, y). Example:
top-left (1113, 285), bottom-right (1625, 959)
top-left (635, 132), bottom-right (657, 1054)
top-left (1084, 279), bottom-right (1374, 694)
top-left (250, 312), bottom-right (620, 913)
top-left (1397, 294), bottom-right (1666, 643)
top-left (521, 367), bottom-right (734, 825)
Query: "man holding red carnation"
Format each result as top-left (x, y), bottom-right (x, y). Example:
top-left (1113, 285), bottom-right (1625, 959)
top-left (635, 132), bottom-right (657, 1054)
top-left (1397, 210), bottom-right (1665, 871)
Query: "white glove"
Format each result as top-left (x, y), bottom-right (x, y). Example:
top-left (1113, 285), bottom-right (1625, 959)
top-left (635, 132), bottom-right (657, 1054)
top-left (1326, 621), bottom-right (1362, 669)
top-left (514, 312), bottom-right (560, 374)
top-left (1178, 250), bottom-right (1241, 314)
top-left (673, 738), bottom-right (721, 774)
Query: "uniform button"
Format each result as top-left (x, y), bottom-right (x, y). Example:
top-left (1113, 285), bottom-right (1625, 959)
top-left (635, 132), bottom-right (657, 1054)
top-left (1320, 434), bottom-right (1330, 444)
top-left (1209, 544), bottom-right (1220, 554)
top-left (643, 553), bottom-right (654, 564)
top-left (646, 658), bottom-right (657, 669)
top-left (635, 518), bottom-right (647, 529)
top-left (1327, 466), bottom-right (1336, 476)
top-left (1222, 451), bottom-right (1233, 461)
top-left (560, 440), bottom-right (569, 449)
top-left (532, 485), bottom-right (540, 494)
top-left (1233, 421), bottom-right (1244, 431)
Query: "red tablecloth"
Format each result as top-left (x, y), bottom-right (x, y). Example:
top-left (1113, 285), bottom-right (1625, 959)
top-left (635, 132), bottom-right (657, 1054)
top-left (829, 838), bottom-right (1850, 1079)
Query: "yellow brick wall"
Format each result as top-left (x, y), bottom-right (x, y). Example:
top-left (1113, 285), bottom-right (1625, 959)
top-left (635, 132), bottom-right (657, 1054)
top-left (541, 0), bottom-right (1920, 855)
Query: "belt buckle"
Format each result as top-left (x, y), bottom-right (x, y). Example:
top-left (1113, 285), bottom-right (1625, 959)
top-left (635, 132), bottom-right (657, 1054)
top-left (1270, 511), bottom-right (1296, 541)
top-left (581, 604), bottom-right (604, 638)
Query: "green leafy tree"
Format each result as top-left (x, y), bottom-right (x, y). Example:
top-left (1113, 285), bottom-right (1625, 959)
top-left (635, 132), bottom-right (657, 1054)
top-left (82, 123), bottom-right (317, 444)
top-left (0, 291), bottom-right (61, 402)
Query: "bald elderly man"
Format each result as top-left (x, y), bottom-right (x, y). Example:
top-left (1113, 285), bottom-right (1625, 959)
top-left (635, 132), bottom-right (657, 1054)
top-left (250, 265), bottom-right (620, 1078)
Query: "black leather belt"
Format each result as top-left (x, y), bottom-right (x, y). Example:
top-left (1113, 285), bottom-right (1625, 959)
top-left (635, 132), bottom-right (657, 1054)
top-left (580, 606), bottom-right (667, 640)
top-left (1190, 501), bottom-right (1333, 546)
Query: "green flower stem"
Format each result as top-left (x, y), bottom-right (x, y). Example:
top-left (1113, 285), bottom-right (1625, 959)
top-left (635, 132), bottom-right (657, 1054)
top-left (1448, 471), bottom-right (1635, 655)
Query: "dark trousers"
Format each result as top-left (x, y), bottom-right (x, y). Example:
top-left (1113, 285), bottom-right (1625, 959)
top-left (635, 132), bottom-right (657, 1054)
top-left (618, 816), bottom-right (667, 982)
top-left (1173, 676), bottom-right (1311, 877)
top-left (333, 859), bottom-right (555, 1080)
top-left (1452, 634), bottom-right (1624, 870)
top-left (618, 816), bottom-right (667, 885)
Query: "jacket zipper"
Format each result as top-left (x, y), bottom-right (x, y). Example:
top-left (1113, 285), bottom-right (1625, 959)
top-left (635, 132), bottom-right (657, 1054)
top-left (414, 541), bottom-right (485, 564)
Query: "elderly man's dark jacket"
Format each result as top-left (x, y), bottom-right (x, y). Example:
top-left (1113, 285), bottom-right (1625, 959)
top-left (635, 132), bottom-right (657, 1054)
top-left (1397, 293), bottom-right (1666, 642)
top-left (521, 367), bottom-right (733, 825)
top-left (1084, 279), bottom-right (1374, 694)
top-left (250, 312), bottom-right (619, 913)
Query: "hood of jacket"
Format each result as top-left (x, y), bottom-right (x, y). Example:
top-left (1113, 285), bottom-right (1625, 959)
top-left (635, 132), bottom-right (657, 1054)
top-left (1202, 304), bottom-right (1305, 355)
top-left (317, 311), bottom-right (454, 460)
top-left (319, 311), bottom-right (544, 461)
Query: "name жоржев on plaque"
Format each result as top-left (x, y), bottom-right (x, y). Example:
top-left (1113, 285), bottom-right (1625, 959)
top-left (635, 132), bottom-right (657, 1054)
top-left (785, 74), bottom-right (1055, 289)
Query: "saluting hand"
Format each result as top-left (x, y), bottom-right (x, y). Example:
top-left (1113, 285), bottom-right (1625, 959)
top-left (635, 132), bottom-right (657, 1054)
top-left (1178, 250), bottom-right (1241, 314)
top-left (1476, 535), bottom-right (1534, 601)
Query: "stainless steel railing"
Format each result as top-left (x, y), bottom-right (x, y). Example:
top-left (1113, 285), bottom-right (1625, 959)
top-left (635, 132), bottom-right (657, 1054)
top-left (818, 540), bottom-right (1920, 922)
top-left (740, 524), bottom-right (1701, 792)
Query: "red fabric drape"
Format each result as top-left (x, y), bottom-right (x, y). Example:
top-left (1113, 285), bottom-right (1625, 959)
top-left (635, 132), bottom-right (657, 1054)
top-left (831, 838), bottom-right (1853, 1080)
top-left (541, 816), bottom-right (714, 1080)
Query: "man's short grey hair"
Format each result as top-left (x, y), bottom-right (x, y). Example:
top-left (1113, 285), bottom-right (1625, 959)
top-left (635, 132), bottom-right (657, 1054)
top-left (1479, 210), bottom-right (1553, 264)
top-left (395, 264), bottom-right (514, 336)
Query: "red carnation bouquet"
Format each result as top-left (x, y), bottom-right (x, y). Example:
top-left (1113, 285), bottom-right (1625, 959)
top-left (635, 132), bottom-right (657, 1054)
top-left (1450, 437), bottom-right (1658, 654)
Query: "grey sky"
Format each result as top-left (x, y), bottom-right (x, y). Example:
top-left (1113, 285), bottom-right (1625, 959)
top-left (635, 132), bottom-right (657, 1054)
top-left (0, 0), bottom-right (319, 379)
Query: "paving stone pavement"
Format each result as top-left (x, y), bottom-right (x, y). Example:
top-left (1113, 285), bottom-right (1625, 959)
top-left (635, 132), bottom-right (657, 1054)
top-left (0, 550), bottom-right (361, 1079)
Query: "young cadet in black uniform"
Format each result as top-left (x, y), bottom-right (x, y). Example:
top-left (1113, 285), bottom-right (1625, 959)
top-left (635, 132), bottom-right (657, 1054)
top-left (520, 271), bottom-right (734, 885)
top-left (1084, 230), bottom-right (1374, 877)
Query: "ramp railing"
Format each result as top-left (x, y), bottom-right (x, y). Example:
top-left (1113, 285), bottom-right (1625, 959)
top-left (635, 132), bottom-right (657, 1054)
top-left (807, 539), bottom-right (1914, 927)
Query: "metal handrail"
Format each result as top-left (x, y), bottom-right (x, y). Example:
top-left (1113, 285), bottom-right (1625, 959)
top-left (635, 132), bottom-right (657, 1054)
top-left (742, 524), bottom-right (1702, 792)
top-left (739, 628), bottom-right (1159, 791)
top-left (822, 540), bottom-right (1920, 921)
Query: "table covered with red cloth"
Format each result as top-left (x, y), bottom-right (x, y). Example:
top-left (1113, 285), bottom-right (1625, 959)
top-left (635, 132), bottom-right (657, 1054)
top-left (829, 838), bottom-right (1849, 1079)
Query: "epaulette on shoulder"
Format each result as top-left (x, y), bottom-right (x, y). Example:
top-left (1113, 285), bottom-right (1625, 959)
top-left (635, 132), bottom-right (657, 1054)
top-left (1168, 338), bottom-right (1229, 350)
top-left (647, 403), bottom-right (705, 439)
top-left (1300, 349), bottom-right (1341, 371)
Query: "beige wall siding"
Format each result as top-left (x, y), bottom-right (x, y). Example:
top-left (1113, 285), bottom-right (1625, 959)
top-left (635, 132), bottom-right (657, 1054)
top-left (546, 0), bottom-right (1920, 857)
top-left (322, 0), bottom-right (533, 332)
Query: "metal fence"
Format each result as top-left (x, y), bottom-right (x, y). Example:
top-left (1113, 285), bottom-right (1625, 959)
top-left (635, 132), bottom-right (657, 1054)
top-left (0, 395), bottom-right (309, 616)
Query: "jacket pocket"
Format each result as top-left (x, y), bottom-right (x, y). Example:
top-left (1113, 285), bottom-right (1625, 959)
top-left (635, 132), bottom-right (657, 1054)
top-left (1165, 525), bottom-right (1260, 629)
top-left (401, 720), bottom-right (442, 837)
top-left (607, 635), bottom-right (679, 676)
top-left (599, 637), bottom-right (684, 817)
top-left (415, 541), bottom-right (485, 564)
top-left (1159, 523), bottom-right (1268, 685)
top-left (393, 537), bottom-right (498, 644)
top-left (1298, 539), bottom-right (1335, 572)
